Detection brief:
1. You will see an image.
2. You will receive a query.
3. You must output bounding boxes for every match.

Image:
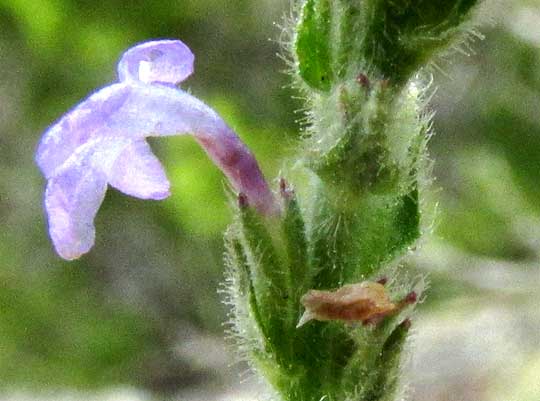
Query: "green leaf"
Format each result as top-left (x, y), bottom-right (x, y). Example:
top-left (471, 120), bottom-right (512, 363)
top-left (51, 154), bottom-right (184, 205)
top-left (360, 0), bottom-right (480, 84)
top-left (295, 0), bottom-right (333, 91)
top-left (237, 202), bottom-right (292, 355)
top-left (360, 320), bottom-right (411, 401)
top-left (281, 182), bottom-right (310, 303)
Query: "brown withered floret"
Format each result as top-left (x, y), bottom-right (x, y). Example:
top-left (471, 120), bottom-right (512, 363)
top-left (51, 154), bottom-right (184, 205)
top-left (297, 281), bottom-right (415, 327)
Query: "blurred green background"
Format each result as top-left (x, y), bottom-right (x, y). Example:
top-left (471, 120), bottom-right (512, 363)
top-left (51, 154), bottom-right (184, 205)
top-left (0, 1), bottom-right (538, 400)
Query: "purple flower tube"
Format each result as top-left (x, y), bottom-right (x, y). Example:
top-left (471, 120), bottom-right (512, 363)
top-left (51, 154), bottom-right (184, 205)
top-left (36, 40), bottom-right (275, 260)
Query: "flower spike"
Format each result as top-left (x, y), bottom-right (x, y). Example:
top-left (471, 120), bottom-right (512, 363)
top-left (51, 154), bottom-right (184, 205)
top-left (36, 39), bottom-right (275, 260)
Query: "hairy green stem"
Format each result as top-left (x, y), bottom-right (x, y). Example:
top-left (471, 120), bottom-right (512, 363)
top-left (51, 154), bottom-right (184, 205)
top-left (224, 1), bottom-right (481, 400)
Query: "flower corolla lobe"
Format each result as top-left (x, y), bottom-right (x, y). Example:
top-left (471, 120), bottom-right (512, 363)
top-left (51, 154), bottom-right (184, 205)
top-left (36, 39), bottom-right (273, 260)
top-left (117, 40), bottom-right (195, 86)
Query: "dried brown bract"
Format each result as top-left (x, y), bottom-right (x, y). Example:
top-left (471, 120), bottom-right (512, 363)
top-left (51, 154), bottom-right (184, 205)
top-left (297, 281), bottom-right (414, 327)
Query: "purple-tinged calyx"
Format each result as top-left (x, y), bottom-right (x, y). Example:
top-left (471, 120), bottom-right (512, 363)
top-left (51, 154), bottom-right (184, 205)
top-left (36, 39), bottom-right (275, 260)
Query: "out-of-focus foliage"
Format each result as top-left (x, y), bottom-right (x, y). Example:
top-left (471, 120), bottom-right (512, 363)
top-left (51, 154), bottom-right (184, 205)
top-left (0, 0), bottom-right (539, 400)
top-left (0, 0), bottom-right (292, 392)
top-left (433, 20), bottom-right (540, 261)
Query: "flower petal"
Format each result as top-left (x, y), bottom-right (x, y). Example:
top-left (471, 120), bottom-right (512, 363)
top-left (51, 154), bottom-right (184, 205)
top-left (38, 82), bottom-right (275, 214)
top-left (36, 84), bottom-right (133, 178)
top-left (45, 164), bottom-right (108, 260)
top-left (36, 82), bottom-right (219, 178)
top-left (117, 40), bottom-right (194, 85)
top-left (106, 84), bottom-right (276, 213)
top-left (108, 140), bottom-right (170, 200)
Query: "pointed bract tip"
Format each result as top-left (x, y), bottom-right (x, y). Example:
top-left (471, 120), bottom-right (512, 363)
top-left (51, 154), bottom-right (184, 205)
top-left (356, 73), bottom-right (371, 90)
top-left (279, 177), bottom-right (294, 201)
top-left (238, 192), bottom-right (249, 209)
top-left (377, 277), bottom-right (388, 286)
top-left (279, 177), bottom-right (287, 193)
top-left (404, 291), bottom-right (417, 304)
top-left (296, 311), bottom-right (314, 328)
top-left (401, 318), bottom-right (412, 330)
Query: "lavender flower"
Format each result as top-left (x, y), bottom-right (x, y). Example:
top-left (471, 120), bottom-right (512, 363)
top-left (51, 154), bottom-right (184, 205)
top-left (36, 39), bottom-right (274, 260)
